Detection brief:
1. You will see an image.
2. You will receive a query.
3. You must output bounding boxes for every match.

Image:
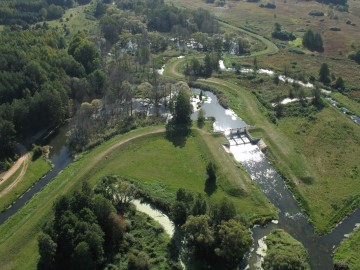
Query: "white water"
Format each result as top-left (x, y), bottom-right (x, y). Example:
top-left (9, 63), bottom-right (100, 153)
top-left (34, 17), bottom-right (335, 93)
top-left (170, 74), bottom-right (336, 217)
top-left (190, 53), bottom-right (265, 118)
top-left (131, 199), bottom-right (175, 237)
top-left (156, 64), bottom-right (165, 75)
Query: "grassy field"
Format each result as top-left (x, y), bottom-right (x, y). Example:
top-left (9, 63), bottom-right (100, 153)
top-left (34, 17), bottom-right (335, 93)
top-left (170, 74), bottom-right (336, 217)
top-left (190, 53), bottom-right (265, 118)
top-left (331, 92), bottom-right (360, 117)
top-left (0, 125), bottom-right (276, 270)
top-left (0, 154), bottom-right (51, 212)
top-left (46, 1), bottom-right (99, 39)
top-left (82, 130), bottom-right (276, 224)
top-left (333, 228), bottom-right (360, 270)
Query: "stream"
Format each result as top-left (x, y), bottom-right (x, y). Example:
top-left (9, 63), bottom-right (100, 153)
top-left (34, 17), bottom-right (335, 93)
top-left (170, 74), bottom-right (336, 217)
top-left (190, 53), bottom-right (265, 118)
top-left (0, 125), bottom-right (73, 224)
top-left (0, 86), bottom-right (359, 269)
top-left (191, 87), bottom-right (360, 270)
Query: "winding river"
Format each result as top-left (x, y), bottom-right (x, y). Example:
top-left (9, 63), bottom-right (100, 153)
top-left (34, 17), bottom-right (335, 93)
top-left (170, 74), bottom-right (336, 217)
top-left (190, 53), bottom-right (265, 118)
top-left (0, 88), bottom-right (359, 270)
top-left (191, 88), bottom-right (360, 270)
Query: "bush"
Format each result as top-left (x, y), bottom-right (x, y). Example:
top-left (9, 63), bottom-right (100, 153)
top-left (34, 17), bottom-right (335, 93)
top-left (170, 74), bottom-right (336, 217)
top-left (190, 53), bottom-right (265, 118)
top-left (329, 26), bottom-right (341, 31)
top-left (308, 10), bottom-right (324, 16)
top-left (260, 2), bottom-right (276, 8)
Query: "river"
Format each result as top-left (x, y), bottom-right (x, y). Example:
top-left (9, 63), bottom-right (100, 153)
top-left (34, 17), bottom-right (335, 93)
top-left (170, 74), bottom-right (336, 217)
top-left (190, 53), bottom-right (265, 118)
top-left (0, 125), bottom-right (73, 224)
top-left (191, 87), bottom-right (360, 270)
top-left (0, 88), bottom-right (359, 269)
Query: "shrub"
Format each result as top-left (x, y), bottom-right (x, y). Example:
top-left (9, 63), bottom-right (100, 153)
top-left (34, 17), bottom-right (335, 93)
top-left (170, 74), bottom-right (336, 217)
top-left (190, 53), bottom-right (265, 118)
top-left (308, 10), bottom-right (324, 16)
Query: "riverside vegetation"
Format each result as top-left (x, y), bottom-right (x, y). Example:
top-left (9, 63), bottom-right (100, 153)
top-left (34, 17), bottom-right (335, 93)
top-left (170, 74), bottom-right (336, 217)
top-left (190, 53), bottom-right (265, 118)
top-left (0, 0), bottom-right (359, 269)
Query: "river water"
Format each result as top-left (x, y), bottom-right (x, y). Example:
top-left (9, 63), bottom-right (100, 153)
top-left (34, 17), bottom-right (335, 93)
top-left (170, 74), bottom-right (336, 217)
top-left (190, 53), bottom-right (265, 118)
top-left (191, 87), bottom-right (360, 270)
top-left (0, 125), bottom-right (73, 224)
top-left (1, 86), bottom-right (359, 269)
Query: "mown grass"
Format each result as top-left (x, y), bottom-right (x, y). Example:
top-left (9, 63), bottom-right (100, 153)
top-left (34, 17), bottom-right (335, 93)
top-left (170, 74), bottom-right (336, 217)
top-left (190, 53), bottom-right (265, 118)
top-left (0, 154), bottom-right (52, 212)
top-left (334, 228), bottom-right (360, 270)
top-left (85, 130), bottom-right (276, 224)
top-left (0, 125), bottom-right (275, 269)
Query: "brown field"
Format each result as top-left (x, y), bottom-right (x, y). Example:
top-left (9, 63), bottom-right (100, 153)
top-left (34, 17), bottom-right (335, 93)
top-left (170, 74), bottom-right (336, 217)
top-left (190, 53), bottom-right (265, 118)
top-left (169, 0), bottom-right (360, 87)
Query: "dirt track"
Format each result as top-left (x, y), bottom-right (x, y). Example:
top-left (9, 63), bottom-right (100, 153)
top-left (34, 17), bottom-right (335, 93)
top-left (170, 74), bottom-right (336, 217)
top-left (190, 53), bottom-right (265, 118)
top-left (0, 144), bottom-right (29, 197)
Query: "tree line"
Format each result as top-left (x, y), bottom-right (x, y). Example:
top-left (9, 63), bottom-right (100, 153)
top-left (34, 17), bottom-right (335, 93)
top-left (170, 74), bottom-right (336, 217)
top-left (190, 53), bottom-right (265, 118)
top-left (0, 0), bottom-right (92, 26)
top-left (0, 28), bottom-right (102, 169)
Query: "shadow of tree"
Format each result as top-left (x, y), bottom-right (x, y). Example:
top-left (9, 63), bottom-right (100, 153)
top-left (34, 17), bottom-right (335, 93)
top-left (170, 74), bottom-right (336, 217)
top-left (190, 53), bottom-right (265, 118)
top-left (165, 121), bottom-right (191, 148)
top-left (204, 162), bottom-right (217, 196)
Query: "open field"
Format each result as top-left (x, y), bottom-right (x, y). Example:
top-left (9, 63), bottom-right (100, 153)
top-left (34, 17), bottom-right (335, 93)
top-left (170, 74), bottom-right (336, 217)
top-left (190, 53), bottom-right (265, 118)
top-left (0, 154), bottom-right (51, 212)
top-left (84, 130), bottom-right (276, 223)
top-left (0, 126), bottom-right (275, 270)
top-left (169, 0), bottom-right (360, 88)
top-left (334, 228), bottom-right (360, 270)
top-left (46, 1), bottom-right (99, 39)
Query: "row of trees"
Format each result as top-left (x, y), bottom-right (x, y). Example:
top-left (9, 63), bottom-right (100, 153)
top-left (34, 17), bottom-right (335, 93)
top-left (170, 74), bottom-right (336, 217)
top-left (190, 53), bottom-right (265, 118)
top-left (184, 54), bottom-right (220, 78)
top-left (0, 0), bottom-right (91, 26)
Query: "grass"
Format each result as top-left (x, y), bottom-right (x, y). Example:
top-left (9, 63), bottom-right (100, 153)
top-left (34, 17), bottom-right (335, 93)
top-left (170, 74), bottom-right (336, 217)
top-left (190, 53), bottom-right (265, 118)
top-left (331, 92), bottom-right (360, 117)
top-left (264, 229), bottom-right (310, 269)
top-left (275, 107), bottom-right (360, 233)
top-left (333, 227), bottom-right (360, 270)
top-left (84, 130), bottom-right (276, 224)
top-left (165, 55), bottom-right (360, 234)
top-left (46, 1), bottom-right (99, 39)
top-left (0, 125), bottom-right (276, 270)
top-left (0, 154), bottom-right (52, 212)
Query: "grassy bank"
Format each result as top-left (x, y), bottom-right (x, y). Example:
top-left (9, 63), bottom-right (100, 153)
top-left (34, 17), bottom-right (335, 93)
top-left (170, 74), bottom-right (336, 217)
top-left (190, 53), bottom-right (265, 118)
top-left (181, 71), bottom-right (360, 234)
top-left (81, 129), bottom-right (276, 224)
top-left (0, 154), bottom-right (51, 212)
top-left (334, 228), bottom-right (360, 270)
top-left (0, 125), bottom-right (275, 269)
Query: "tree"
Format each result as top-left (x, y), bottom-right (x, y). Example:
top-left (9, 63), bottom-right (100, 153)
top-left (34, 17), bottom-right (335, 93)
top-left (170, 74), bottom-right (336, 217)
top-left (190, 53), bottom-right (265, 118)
top-left (214, 220), bottom-right (252, 268)
top-left (197, 108), bottom-right (206, 128)
top-left (192, 193), bottom-right (207, 216)
top-left (312, 88), bottom-right (324, 110)
top-left (333, 76), bottom-right (345, 91)
top-left (38, 233), bottom-right (57, 270)
top-left (182, 215), bottom-right (214, 256)
top-left (172, 201), bottom-right (188, 225)
top-left (203, 54), bottom-right (213, 77)
top-left (302, 29), bottom-right (323, 52)
top-left (319, 63), bottom-right (331, 85)
top-left (173, 87), bottom-right (192, 126)
top-left (211, 198), bottom-right (236, 225)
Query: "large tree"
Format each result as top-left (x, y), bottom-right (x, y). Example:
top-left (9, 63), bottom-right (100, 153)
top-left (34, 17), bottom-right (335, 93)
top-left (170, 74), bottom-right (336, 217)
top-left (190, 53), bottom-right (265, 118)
top-left (214, 219), bottom-right (252, 269)
top-left (173, 85), bottom-right (192, 126)
top-left (319, 63), bottom-right (331, 85)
